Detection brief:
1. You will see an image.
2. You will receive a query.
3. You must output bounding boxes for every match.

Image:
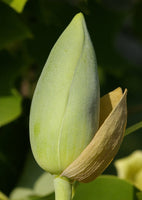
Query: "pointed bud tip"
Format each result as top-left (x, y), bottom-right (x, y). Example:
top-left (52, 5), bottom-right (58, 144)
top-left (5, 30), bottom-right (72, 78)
top-left (71, 12), bottom-right (85, 25)
top-left (74, 12), bottom-right (84, 20)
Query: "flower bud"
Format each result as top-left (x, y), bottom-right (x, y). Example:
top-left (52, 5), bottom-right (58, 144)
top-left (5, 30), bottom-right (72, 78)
top-left (30, 13), bottom-right (100, 175)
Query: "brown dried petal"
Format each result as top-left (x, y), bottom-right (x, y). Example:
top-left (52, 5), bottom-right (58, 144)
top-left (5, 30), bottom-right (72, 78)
top-left (62, 88), bottom-right (127, 182)
top-left (99, 87), bottom-right (123, 127)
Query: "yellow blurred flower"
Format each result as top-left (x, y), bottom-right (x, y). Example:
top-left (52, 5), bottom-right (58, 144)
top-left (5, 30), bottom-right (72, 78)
top-left (115, 151), bottom-right (142, 190)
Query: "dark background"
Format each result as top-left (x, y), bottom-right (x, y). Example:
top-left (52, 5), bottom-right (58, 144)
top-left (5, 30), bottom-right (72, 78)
top-left (0, 0), bottom-right (142, 196)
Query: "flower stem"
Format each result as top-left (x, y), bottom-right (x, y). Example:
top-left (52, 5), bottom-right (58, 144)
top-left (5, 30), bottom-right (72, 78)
top-left (54, 176), bottom-right (72, 200)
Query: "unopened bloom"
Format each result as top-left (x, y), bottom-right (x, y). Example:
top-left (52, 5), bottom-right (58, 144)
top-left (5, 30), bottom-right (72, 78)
top-left (115, 151), bottom-right (142, 190)
top-left (30, 13), bottom-right (100, 175)
top-left (30, 13), bottom-right (127, 185)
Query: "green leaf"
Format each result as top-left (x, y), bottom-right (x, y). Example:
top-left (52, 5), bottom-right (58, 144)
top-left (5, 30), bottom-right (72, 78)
top-left (0, 2), bottom-right (31, 50)
top-left (0, 90), bottom-right (22, 127)
top-left (125, 121), bottom-right (142, 136)
top-left (74, 175), bottom-right (138, 200)
top-left (1, 0), bottom-right (28, 13)
top-left (0, 191), bottom-right (9, 200)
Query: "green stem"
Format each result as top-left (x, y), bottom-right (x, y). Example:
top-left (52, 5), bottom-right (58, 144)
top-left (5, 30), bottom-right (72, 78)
top-left (54, 176), bottom-right (72, 200)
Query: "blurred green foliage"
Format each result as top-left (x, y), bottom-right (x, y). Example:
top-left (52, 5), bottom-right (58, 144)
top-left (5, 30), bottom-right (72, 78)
top-left (1, 0), bottom-right (28, 13)
top-left (0, 0), bottom-right (142, 199)
top-left (0, 90), bottom-right (22, 127)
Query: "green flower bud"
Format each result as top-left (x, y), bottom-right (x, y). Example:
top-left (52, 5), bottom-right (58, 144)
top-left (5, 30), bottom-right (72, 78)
top-left (30, 13), bottom-right (100, 175)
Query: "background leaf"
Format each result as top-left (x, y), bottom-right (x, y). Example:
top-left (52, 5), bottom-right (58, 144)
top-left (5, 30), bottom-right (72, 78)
top-left (125, 121), bottom-right (142, 136)
top-left (0, 1), bottom-right (31, 50)
top-left (0, 90), bottom-right (22, 127)
top-left (0, 191), bottom-right (9, 200)
top-left (1, 0), bottom-right (28, 13)
top-left (74, 175), bottom-right (138, 200)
